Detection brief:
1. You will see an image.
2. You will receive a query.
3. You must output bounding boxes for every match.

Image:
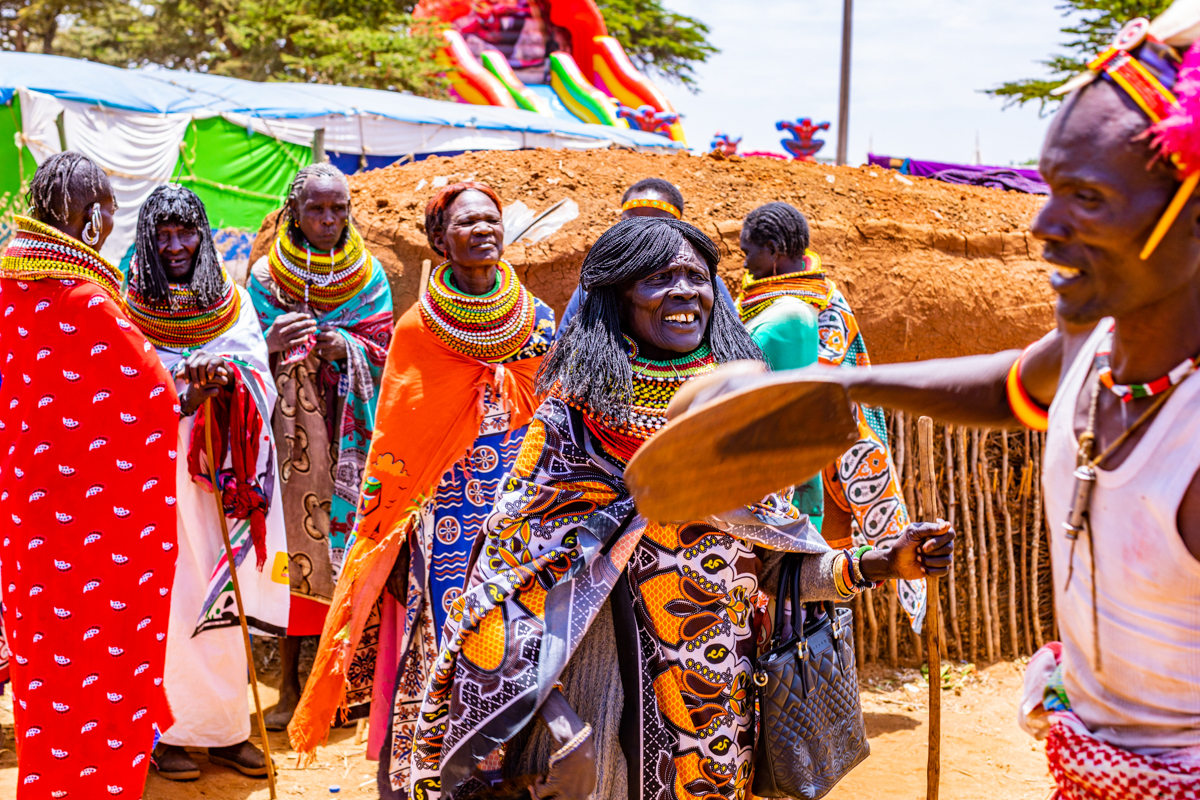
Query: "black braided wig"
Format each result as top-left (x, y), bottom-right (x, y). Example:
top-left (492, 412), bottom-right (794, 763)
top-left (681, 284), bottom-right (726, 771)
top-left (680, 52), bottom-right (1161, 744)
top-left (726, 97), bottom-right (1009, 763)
top-left (742, 201), bottom-right (811, 259)
top-left (133, 184), bottom-right (225, 306)
top-left (26, 151), bottom-right (110, 228)
top-left (537, 217), bottom-right (763, 426)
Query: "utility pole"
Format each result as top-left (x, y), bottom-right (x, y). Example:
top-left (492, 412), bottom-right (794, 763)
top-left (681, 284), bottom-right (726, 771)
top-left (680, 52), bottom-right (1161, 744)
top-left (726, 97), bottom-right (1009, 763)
top-left (836, 0), bottom-right (853, 166)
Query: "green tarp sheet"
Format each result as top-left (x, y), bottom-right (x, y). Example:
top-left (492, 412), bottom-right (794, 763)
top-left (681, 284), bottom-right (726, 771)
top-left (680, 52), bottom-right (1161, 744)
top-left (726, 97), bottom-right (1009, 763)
top-left (172, 116), bottom-right (312, 232)
top-left (1, 95), bottom-right (39, 239)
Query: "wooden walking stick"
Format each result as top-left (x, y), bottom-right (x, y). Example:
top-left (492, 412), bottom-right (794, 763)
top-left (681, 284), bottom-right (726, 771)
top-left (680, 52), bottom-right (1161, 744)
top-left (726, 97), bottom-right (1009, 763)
top-left (203, 400), bottom-right (278, 799)
top-left (917, 416), bottom-right (942, 800)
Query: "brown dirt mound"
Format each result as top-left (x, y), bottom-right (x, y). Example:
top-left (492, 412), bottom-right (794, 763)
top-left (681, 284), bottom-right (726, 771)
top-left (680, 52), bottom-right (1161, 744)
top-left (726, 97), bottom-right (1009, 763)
top-left (252, 148), bottom-right (1055, 363)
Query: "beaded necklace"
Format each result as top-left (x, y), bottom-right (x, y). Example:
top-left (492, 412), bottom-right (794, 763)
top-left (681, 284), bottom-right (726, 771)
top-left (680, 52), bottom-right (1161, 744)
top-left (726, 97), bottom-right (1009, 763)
top-left (568, 339), bottom-right (717, 462)
top-left (419, 260), bottom-right (536, 363)
top-left (1, 215), bottom-right (126, 305)
top-left (1095, 321), bottom-right (1200, 402)
top-left (735, 250), bottom-right (834, 324)
top-left (126, 261), bottom-right (242, 349)
top-left (268, 221), bottom-right (371, 313)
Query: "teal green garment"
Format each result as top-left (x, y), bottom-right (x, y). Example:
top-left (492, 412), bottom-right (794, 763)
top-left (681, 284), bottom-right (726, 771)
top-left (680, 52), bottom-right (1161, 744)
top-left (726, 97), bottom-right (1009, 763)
top-left (745, 296), bottom-right (824, 529)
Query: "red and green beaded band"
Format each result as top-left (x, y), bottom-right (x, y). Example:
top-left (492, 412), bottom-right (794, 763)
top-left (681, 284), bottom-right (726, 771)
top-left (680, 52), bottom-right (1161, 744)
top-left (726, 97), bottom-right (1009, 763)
top-left (1095, 322), bottom-right (1200, 402)
top-left (1006, 346), bottom-right (1049, 432)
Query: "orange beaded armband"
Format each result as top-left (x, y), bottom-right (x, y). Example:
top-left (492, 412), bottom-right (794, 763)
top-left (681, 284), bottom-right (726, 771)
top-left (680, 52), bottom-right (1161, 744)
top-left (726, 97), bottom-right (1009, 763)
top-left (1006, 347), bottom-right (1049, 432)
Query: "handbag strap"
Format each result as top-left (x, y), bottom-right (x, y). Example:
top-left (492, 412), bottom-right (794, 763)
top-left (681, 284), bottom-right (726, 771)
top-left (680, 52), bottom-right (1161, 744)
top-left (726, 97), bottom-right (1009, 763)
top-left (771, 553), bottom-right (807, 646)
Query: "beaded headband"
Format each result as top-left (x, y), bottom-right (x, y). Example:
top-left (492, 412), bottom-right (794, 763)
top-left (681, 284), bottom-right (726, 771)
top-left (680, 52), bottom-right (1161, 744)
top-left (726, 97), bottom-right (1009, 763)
top-left (1054, 17), bottom-right (1200, 260)
top-left (621, 198), bottom-right (681, 219)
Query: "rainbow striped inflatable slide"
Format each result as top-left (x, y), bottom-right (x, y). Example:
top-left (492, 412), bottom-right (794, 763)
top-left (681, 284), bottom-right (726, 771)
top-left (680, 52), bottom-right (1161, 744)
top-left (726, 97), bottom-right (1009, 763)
top-left (417, 0), bottom-right (687, 145)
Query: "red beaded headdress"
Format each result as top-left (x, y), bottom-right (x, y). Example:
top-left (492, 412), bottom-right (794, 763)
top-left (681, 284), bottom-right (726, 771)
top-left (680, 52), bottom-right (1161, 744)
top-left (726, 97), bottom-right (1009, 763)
top-left (1055, 5), bottom-right (1200, 259)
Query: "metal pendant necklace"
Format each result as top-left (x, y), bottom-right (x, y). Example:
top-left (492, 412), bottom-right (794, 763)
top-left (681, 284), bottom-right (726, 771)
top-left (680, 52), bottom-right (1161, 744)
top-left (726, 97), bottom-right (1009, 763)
top-left (1062, 364), bottom-right (1182, 671)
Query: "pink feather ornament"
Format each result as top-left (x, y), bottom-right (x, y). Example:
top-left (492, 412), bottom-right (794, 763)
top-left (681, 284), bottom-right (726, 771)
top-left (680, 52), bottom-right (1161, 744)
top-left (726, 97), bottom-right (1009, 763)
top-left (1151, 40), bottom-right (1200, 175)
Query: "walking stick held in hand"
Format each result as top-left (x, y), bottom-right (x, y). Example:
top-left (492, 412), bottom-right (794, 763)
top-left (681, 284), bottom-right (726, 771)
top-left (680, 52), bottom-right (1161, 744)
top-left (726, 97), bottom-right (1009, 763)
top-left (204, 399), bottom-right (279, 799)
top-left (918, 416), bottom-right (942, 800)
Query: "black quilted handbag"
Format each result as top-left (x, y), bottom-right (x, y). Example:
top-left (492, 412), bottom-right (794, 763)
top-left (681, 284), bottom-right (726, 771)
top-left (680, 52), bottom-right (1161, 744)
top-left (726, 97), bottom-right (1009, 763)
top-left (752, 553), bottom-right (870, 799)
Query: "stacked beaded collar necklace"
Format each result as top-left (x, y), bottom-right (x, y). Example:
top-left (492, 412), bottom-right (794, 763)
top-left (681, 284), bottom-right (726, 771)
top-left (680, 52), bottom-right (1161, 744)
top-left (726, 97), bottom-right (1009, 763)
top-left (419, 260), bottom-right (536, 362)
top-left (268, 221), bottom-right (371, 313)
top-left (736, 249), bottom-right (834, 323)
top-left (127, 261), bottom-right (241, 349)
top-left (1095, 321), bottom-right (1200, 402)
top-left (1, 215), bottom-right (126, 305)
top-left (567, 339), bottom-right (717, 462)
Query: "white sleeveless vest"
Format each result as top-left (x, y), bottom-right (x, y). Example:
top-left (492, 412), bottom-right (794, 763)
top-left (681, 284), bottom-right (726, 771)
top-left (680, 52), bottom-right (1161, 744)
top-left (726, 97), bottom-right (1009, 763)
top-left (1044, 320), bottom-right (1200, 751)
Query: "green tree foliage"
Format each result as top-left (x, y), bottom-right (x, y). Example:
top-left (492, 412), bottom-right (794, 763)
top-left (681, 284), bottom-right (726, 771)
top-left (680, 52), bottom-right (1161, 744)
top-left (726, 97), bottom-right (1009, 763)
top-left (596, 0), bottom-right (718, 90)
top-left (1, 0), bottom-right (112, 54)
top-left (987, 1), bottom-right (1172, 112)
top-left (4, 0), bottom-right (447, 96)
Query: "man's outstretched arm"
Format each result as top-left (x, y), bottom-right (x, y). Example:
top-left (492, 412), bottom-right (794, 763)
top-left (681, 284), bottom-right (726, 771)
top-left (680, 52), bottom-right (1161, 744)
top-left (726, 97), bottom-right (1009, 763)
top-left (672, 328), bottom-right (1070, 427)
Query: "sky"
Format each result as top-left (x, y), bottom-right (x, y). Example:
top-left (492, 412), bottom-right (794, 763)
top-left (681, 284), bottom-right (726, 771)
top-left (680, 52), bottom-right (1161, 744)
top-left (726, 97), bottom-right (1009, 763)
top-left (658, 0), bottom-right (1070, 167)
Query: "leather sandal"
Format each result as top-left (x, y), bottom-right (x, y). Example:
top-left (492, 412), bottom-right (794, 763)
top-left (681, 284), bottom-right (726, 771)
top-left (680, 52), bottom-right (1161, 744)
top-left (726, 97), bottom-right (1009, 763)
top-left (209, 740), bottom-right (270, 777)
top-left (152, 743), bottom-right (201, 781)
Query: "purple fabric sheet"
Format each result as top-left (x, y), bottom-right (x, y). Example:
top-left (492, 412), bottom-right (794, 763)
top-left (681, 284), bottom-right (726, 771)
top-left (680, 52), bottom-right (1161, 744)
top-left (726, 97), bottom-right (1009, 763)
top-left (868, 153), bottom-right (1048, 195)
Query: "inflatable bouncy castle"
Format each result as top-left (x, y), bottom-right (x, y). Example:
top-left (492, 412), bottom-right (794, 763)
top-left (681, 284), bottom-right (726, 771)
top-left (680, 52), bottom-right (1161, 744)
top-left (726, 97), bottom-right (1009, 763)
top-left (417, 0), bottom-right (687, 144)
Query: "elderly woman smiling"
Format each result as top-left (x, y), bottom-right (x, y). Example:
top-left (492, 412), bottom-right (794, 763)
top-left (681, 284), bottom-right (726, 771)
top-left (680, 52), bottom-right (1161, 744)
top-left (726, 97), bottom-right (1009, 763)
top-left (288, 182), bottom-right (556, 795)
top-left (402, 217), bottom-right (956, 800)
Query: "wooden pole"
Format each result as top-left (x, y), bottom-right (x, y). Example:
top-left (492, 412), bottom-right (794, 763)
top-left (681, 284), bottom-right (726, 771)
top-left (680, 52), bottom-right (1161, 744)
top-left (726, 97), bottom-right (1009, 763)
top-left (917, 417), bottom-right (942, 800)
top-left (1031, 432), bottom-right (1046, 649)
top-left (943, 426), bottom-right (963, 661)
top-left (865, 586), bottom-right (880, 663)
top-left (981, 436), bottom-right (1002, 659)
top-left (836, 0), bottom-right (854, 166)
top-left (1018, 429), bottom-right (1032, 655)
top-left (203, 401), bottom-right (278, 799)
top-left (1001, 433), bottom-right (1019, 657)
top-left (972, 430), bottom-right (995, 663)
top-left (956, 429), bottom-right (978, 663)
top-left (889, 411), bottom-right (904, 667)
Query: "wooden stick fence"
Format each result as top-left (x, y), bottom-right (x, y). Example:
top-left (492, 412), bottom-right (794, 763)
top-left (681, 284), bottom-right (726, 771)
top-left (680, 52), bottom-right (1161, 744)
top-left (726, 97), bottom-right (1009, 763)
top-left (853, 415), bottom-right (1053, 666)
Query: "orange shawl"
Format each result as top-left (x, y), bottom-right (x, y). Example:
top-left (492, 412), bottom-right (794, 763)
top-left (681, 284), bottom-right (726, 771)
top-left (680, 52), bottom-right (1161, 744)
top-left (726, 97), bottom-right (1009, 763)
top-left (288, 303), bottom-right (543, 753)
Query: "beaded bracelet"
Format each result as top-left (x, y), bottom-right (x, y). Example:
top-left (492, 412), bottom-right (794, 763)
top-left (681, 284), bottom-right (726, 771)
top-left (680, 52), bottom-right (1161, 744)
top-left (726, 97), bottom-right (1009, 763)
top-left (548, 723), bottom-right (593, 769)
top-left (849, 546), bottom-right (871, 586)
top-left (833, 552), bottom-right (854, 599)
top-left (1006, 346), bottom-right (1049, 432)
top-left (853, 545), bottom-right (887, 591)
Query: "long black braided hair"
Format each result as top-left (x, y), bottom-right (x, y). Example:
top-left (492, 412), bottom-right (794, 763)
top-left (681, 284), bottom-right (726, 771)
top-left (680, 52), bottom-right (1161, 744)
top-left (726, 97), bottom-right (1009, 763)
top-left (133, 184), bottom-right (225, 306)
top-left (26, 151), bottom-right (110, 228)
top-left (742, 201), bottom-right (811, 259)
top-left (275, 162), bottom-right (352, 247)
top-left (537, 217), bottom-right (763, 427)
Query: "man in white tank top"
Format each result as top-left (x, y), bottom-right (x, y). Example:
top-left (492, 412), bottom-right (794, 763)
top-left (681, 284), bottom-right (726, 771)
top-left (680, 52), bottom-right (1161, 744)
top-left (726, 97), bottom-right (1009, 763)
top-left (671, 3), bottom-right (1200, 796)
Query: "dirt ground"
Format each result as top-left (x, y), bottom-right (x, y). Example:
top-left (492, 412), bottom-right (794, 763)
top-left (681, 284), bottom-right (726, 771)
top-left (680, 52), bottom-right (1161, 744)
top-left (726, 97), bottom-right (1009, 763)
top-left (0, 659), bottom-right (1051, 799)
top-left (251, 148), bottom-right (1057, 364)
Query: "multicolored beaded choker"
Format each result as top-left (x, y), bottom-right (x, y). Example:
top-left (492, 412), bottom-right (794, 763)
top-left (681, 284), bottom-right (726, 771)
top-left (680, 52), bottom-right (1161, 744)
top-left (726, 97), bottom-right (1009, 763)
top-left (268, 221), bottom-right (371, 313)
top-left (736, 250), bottom-right (835, 323)
top-left (1, 215), bottom-right (126, 305)
top-left (127, 261), bottom-right (242, 349)
top-left (1095, 321), bottom-right (1200, 402)
top-left (568, 339), bottom-right (718, 462)
top-left (419, 260), bottom-right (536, 362)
